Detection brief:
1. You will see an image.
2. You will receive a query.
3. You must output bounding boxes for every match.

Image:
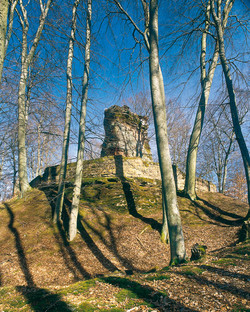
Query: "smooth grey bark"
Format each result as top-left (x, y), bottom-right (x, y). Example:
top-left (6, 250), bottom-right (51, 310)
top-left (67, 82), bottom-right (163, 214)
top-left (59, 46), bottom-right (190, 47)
top-left (53, 0), bottom-right (80, 223)
top-left (17, 0), bottom-right (52, 197)
top-left (148, 0), bottom-right (186, 263)
top-left (185, 0), bottom-right (233, 200)
top-left (36, 123), bottom-right (42, 177)
top-left (0, 0), bottom-right (8, 83)
top-left (68, 0), bottom-right (92, 241)
top-left (161, 198), bottom-right (169, 243)
top-left (211, 0), bottom-right (250, 211)
top-left (185, 3), bottom-right (219, 200)
top-left (0, 0), bottom-right (19, 83)
top-left (112, 0), bottom-right (185, 262)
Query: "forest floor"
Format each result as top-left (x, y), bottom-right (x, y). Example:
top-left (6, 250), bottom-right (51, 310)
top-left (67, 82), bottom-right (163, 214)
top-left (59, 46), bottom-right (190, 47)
top-left (0, 178), bottom-right (249, 311)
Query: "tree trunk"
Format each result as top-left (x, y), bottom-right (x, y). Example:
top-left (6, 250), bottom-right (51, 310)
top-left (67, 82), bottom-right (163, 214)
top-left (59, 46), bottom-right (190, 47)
top-left (17, 0), bottom-right (52, 197)
top-left (149, 0), bottom-right (186, 264)
top-left (68, 0), bottom-right (92, 241)
top-left (161, 198), bottom-right (169, 243)
top-left (18, 67), bottom-right (31, 196)
top-left (211, 0), bottom-right (250, 210)
top-left (185, 2), bottom-right (219, 200)
top-left (53, 0), bottom-right (80, 223)
top-left (0, 0), bottom-right (9, 83)
top-left (0, 0), bottom-right (18, 83)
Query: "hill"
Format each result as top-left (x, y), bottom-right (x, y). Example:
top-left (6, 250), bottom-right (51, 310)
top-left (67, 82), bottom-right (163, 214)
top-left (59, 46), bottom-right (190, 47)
top-left (0, 178), bottom-right (249, 311)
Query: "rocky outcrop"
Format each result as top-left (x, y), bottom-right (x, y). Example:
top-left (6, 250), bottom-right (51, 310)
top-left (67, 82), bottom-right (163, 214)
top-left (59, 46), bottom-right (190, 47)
top-left (101, 105), bottom-right (152, 161)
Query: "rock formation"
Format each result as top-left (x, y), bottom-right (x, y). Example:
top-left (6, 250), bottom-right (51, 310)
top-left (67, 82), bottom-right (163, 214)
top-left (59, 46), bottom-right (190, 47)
top-left (101, 105), bottom-right (152, 161)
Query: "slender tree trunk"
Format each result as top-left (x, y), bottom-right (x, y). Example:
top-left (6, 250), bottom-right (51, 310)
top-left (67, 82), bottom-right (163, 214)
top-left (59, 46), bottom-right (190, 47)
top-left (211, 0), bottom-right (250, 210)
top-left (185, 0), bottom-right (233, 200)
top-left (161, 198), bottom-right (169, 243)
top-left (0, 0), bottom-right (22, 84)
top-left (221, 138), bottom-right (233, 193)
top-left (53, 0), bottom-right (80, 223)
top-left (17, 0), bottom-right (52, 197)
top-left (68, 0), bottom-right (92, 241)
top-left (148, 0), bottom-right (186, 263)
top-left (0, 0), bottom-right (9, 83)
top-left (36, 123), bottom-right (41, 176)
top-left (18, 67), bottom-right (30, 196)
top-left (185, 2), bottom-right (219, 200)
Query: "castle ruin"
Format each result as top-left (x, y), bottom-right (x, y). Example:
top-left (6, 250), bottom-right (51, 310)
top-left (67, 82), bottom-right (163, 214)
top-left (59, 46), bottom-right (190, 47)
top-left (31, 105), bottom-right (216, 193)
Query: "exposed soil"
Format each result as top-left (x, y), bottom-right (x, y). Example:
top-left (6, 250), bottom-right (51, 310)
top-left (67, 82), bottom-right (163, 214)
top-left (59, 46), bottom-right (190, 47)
top-left (0, 180), bottom-right (249, 311)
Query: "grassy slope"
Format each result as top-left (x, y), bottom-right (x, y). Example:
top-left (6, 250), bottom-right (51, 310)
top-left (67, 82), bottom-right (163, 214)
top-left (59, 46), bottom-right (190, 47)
top-left (0, 178), bottom-right (249, 311)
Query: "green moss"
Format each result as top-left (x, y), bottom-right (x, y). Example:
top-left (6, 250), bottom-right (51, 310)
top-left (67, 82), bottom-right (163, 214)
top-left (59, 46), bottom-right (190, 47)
top-left (78, 302), bottom-right (96, 312)
top-left (9, 297), bottom-right (26, 309)
top-left (116, 288), bottom-right (141, 301)
top-left (212, 258), bottom-right (237, 266)
top-left (180, 266), bottom-right (204, 276)
top-left (0, 287), bottom-right (10, 297)
top-left (59, 280), bottom-right (97, 296)
top-left (145, 274), bottom-right (170, 281)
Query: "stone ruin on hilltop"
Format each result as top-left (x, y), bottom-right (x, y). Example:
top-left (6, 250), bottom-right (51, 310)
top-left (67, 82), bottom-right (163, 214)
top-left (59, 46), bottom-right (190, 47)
top-left (31, 105), bottom-right (216, 193)
top-left (101, 105), bottom-right (152, 161)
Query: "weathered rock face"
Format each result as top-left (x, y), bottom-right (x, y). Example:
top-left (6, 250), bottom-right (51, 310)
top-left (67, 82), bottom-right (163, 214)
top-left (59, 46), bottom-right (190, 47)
top-left (101, 105), bottom-right (152, 161)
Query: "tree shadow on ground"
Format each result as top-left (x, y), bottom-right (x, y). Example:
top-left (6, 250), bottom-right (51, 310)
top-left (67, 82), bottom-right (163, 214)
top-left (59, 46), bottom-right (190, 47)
top-left (197, 196), bottom-right (244, 219)
top-left (4, 203), bottom-right (73, 311)
top-left (41, 186), bottom-right (91, 280)
top-left (177, 191), bottom-right (245, 227)
top-left (4, 203), bottom-right (35, 287)
top-left (191, 199), bottom-right (244, 227)
top-left (198, 264), bottom-right (250, 281)
top-left (114, 155), bottom-right (162, 233)
top-left (42, 186), bottom-right (119, 276)
top-left (100, 276), bottom-right (198, 312)
top-left (16, 286), bottom-right (73, 312)
top-left (79, 205), bottom-right (142, 273)
top-left (175, 269), bottom-right (250, 299)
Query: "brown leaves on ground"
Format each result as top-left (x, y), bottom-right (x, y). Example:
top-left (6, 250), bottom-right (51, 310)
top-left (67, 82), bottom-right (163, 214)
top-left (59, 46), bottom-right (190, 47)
top-left (0, 187), bottom-right (249, 311)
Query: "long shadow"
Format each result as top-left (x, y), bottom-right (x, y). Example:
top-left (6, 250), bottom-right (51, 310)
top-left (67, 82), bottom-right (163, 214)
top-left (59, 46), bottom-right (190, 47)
top-left (101, 276), bottom-right (198, 312)
top-left (16, 286), bottom-right (73, 312)
top-left (198, 264), bottom-right (250, 281)
top-left (77, 217), bottom-right (119, 272)
top-left (53, 221), bottom-right (91, 280)
top-left (79, 206), bottom-right (140, 272)
top-left (192, 200), bottom-right (244, 226)
top-left (62, 194), bottom-right (119, 273)
top-left (114, 155), bottom-right (162, 233)
top-left (42, 186), bottom-right (118, 275)
top-left (4, 203), bottom-right (35, 287)
top-left (41, 186), bottom-right (91, 279)
top-left (175, 270), bottom-right (250, 299)
top-left (197, 196), bottom-right (244, 219)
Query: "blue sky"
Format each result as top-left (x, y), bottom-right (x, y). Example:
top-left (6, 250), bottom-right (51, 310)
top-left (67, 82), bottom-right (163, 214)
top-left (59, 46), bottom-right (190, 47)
top-left (1, 0), bottom-right (249, 175)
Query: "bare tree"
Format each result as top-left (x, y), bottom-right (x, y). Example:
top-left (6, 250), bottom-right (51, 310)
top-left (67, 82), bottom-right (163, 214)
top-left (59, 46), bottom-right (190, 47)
top-left (226, 159), bottom-right (248, 203)
top-left (211, 0), bottom-right (250, 210)
top-left (68, 0), bottom-right (92, 241)
top-left (0, 0), bottom-right (9, 83)
top-left (110, 0), bottom-right (186, 263)
top-left (166, 100), bottom-right (191, 172)
top-left (0, 0), bottom-right (18, 83)
top-left (53, 0), bottom-right (80, 223)
top-left (184, 0), bottom-right (232, 200)
top-left (16, 0), bottom-right (52, 197)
